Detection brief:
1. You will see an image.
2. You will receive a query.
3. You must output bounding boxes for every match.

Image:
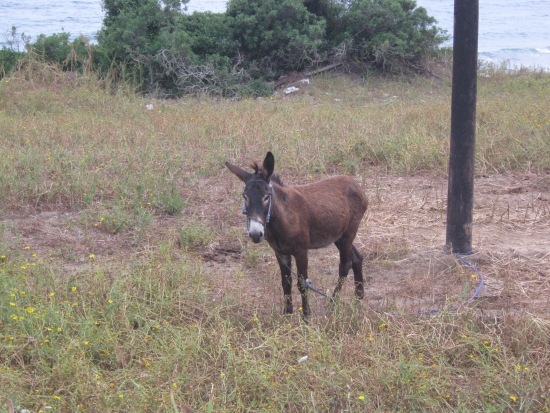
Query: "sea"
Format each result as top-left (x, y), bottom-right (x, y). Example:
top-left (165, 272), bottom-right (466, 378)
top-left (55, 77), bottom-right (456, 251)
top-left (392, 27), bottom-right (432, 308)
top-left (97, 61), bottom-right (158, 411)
top-left (1, 0), bottom-right (549, 70)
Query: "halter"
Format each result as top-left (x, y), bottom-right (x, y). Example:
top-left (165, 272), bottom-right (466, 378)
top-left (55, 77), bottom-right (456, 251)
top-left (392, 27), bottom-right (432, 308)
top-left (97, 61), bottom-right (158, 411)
top-left (242, 182), bottom-right (274, 233)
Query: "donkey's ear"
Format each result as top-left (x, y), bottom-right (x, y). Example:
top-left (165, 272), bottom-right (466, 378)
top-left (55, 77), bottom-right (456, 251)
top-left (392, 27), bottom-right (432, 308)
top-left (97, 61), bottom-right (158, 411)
top-left (225, 161), bottom-right (252, 183)
top-left (262, 152), bottom-right (275, 181)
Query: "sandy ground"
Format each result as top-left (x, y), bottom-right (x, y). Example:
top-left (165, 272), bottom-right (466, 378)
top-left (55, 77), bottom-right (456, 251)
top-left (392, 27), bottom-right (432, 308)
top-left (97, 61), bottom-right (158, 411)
top-left (2, 170), bottom-right (549, 319)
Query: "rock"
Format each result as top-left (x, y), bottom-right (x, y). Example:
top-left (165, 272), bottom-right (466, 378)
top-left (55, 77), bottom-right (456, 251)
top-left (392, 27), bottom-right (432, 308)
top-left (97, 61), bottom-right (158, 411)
top-left (283, 86), bottom-right (300, 94)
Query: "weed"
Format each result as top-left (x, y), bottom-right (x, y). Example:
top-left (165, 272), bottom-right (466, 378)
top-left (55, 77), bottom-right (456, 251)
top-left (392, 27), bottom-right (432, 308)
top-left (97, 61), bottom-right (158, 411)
top-left (178, 219), bottom-right (214, 250)
top-left (154, 181), bottom-right (187, 215)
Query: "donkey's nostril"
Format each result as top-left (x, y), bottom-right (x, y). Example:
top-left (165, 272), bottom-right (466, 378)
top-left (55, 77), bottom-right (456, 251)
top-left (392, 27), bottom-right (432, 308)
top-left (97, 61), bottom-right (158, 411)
top-left (250, 232), bottom-right (263, 243)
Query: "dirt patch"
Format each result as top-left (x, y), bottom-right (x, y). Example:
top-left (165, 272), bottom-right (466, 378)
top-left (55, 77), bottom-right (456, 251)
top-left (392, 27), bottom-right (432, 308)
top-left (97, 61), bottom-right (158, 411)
top-left (2, 170), bottom-right (549, 318)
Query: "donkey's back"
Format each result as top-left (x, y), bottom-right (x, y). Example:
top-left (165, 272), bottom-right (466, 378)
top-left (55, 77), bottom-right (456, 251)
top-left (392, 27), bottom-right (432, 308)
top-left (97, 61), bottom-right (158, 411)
top-left (286, 175), bottom-right (368, 250)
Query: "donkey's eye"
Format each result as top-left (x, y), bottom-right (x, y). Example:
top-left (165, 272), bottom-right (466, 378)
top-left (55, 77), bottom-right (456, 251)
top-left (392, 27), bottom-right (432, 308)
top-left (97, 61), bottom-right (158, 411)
top-left (263, 195), bottom-right (270, 203)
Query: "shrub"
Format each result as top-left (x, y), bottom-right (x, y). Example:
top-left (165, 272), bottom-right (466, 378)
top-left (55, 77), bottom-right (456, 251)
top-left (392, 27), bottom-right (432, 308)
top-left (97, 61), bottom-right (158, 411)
top-left (155, 12), bottom-right (252, 97)
top-left (0, 48), bottom-right (25, 78)
top-left (304, 0), bottom-right (347, 44)
top-left (99, 0), bottom-right (190, 58)
top-left (341, 0), bottom-right (448, 71)
top-left (0, 27), bottom-right (29, 78)
top-left (115, 0), bottom-right (445, 93)
top-left (98, 0), bottom-right (194, 92)
top-left (227, 0), bottom-right (327, 76)
top-left (31, 32), bottom-right (73, 64)
top-left (6, 0), bottom-right (446, 94)
top-left (180, 12), bottom-right (239, 58)
top-left (3, 0), bottom-right (447, 93)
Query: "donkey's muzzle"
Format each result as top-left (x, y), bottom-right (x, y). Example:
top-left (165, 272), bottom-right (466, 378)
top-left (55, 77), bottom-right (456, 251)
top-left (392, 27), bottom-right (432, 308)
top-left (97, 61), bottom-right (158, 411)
top-left (248, 219), bottom-right (265, 243)
top-left (249, 232), bottom-right (263, 243)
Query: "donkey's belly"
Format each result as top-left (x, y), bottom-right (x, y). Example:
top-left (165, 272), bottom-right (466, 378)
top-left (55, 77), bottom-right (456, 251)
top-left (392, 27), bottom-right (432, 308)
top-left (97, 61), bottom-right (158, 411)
top-left (309, 237), bottom-right (338, 249)
top-left (308, 221), bottom-right (347, 249)
top-left (266, 233), bottom-right (333, 254)
top-left (268, 237), bottom-right (333, 254)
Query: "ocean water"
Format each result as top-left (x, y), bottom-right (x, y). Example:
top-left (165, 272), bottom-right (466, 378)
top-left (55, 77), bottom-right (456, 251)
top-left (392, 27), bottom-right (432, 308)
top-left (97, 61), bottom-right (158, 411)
top-left (1, 0), bottom-right (549, 70)
top-left (417, 0), bottom-right (550, 70)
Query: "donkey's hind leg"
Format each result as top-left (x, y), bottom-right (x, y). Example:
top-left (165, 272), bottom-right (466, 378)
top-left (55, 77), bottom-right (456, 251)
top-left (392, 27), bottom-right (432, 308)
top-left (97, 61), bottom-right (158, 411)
top-left (275, 252), bottom-right (293, 314)
top-left (333, 240), bottom-right (353, 297)
top-left (351, 245), bottom-right (365, 299)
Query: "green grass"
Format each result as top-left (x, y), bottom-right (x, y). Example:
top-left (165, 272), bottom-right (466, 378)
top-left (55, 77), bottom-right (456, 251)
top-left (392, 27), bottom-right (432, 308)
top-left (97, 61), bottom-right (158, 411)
top-left (178, 219), bottom-right (214, 249)
top-left (1, 63), bottom-right (549, 214)
top-left (2, 248), bottom-right (549, 412)
top-left (0, 63), bottom-right (549, 412)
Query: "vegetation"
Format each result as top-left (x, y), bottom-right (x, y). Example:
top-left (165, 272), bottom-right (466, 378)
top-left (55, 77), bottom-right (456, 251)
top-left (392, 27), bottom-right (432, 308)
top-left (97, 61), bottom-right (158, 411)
top-left (0, 60), bottom-right (548, 213)
top-left (0, 27), bottom-right (28, 77)
top-left (2, 257), bottom-right (548, 412)
top-left (1, 0), bottom-right (447, 95)
top-left (0, 61), bottom-right (549, 411)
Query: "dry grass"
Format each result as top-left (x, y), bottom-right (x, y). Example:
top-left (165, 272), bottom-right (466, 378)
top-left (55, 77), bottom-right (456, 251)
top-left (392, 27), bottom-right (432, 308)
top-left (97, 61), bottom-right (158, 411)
top-left (0, 64), bottom-right (549, 412)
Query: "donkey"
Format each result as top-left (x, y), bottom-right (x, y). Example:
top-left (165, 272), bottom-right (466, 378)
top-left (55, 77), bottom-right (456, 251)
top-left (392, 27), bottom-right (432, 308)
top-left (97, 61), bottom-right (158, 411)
top-left (226, 152), bottom-right (368, 316)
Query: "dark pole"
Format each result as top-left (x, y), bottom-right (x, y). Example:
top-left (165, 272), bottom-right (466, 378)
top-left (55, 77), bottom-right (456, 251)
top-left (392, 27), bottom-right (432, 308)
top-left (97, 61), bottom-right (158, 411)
top-left (446, 0), bottom-right (479, 253)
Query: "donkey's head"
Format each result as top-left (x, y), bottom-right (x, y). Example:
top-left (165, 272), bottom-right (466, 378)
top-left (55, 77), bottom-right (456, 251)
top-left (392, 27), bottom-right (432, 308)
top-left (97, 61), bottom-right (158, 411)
top-left (226, 152), bottom-right (275, 243)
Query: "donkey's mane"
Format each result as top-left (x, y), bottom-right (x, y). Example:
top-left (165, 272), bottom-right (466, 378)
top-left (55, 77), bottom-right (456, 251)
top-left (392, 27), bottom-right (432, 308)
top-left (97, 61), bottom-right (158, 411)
top-left (270, 175), bottom-right (284, 186)
top-left (249, 161), bottom-right (262, 174)
top-left (250, 161), bottom-right (284, 186)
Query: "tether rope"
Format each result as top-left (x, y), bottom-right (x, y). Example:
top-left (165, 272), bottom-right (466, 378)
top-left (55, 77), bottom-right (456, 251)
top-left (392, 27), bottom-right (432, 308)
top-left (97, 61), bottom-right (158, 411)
top-left (290, 248), bottom-right (485, 316)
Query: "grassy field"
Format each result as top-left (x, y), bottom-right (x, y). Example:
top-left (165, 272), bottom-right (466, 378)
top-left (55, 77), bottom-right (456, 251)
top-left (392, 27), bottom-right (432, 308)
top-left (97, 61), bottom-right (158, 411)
top-left (1, 62), bottom-right (549, 412)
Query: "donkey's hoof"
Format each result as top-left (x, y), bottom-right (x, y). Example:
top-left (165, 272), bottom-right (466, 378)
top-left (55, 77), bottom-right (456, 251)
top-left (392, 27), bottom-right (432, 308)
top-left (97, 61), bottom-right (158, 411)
top-left (301, 304), bottom-right (311, 318)
top-left (283, 307), bottom-right (293, 315)
top-left (355, 288), bottom-right (365, 300)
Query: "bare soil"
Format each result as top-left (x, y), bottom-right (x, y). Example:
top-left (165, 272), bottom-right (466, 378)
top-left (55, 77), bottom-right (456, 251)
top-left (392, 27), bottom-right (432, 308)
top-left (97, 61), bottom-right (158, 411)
top-left (2, 170), bottom-right (549, 319)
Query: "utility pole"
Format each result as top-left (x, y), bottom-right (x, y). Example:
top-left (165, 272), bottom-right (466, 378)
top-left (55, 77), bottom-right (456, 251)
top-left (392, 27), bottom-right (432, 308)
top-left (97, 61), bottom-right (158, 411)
top-left (446, 0), bottom-right (479, 253)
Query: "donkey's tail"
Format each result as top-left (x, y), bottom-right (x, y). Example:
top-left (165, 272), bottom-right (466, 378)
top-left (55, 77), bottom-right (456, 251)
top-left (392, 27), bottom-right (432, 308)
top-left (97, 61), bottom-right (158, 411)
top-left (351, 244), bottom-right (363, 260)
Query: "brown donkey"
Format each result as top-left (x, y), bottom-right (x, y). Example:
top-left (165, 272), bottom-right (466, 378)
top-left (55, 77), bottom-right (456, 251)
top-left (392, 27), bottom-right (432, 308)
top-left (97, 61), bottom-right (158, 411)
top-left (226, 152), bottom-right (368, 316)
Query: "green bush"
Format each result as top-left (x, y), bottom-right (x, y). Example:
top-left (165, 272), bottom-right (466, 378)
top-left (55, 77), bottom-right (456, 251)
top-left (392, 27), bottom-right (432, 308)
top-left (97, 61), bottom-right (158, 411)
top-left (0, 27), bottom-right (29, 78)
top-left (31, 32), bottom-right (73, 64)
top-left (30, 33), bottom-right (104, 74)
top-left (304, 0), bottom-right (348, 43)
top-left (97, 0), bottom-right (193, 92)
top-left (98, 0), bottom-right (275, 97)
top-left (99, 0), bottom-right (189, 58)
top-left (0, 48), bottom-right (25, 78)
top-left (227, 0), bottom-right (327, 75)
top-left (3, 0), bottom-right (447, 94)
top-left (342, 0), bottom-right (447, 71)
top-left (181, 12), bottom-right (239, 58)
top-left (96, 0), bottom-right (446, 94)
top-left (158, 12), bottom-right (250, 97)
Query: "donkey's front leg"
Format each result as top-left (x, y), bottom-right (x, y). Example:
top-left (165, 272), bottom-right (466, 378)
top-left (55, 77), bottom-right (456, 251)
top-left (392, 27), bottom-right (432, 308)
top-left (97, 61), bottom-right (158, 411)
top-left (294, 250), bottom-right (311, 318)
top-left (275, 252), bottom-right (293, 314)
